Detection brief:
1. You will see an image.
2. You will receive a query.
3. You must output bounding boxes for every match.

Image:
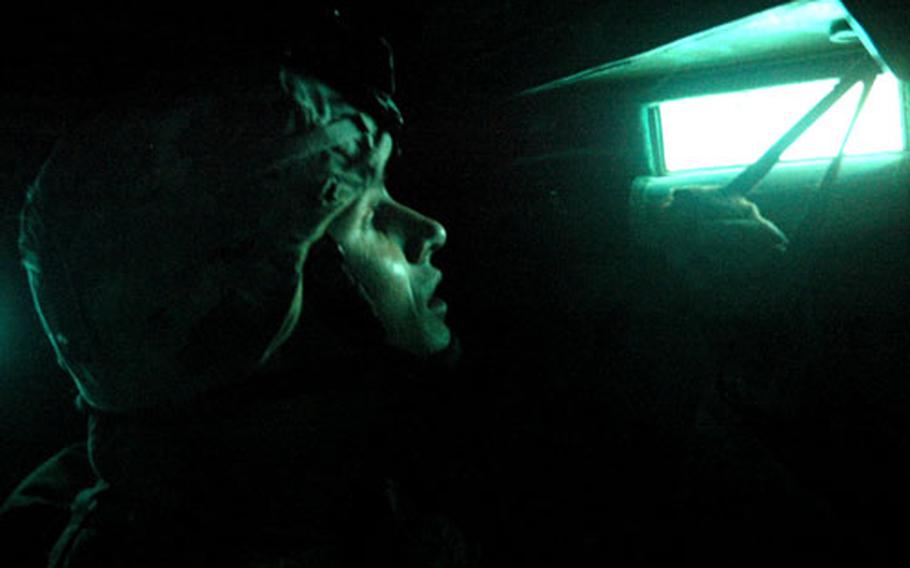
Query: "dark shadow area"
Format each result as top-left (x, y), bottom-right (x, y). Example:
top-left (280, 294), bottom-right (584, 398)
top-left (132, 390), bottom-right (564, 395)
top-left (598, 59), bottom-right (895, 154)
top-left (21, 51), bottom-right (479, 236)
top-left (2, 1), bottom-right (909, 564)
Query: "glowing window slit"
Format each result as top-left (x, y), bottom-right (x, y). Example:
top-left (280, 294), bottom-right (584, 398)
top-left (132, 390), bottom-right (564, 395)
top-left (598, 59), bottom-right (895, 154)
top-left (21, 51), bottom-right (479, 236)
top-left (657, 73), bottom-right (904, 173)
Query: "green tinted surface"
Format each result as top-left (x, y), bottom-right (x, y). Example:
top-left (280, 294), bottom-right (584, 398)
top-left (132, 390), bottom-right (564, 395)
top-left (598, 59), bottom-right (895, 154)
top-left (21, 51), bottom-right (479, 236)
top-left (659, 72), bottom-right (904, 172)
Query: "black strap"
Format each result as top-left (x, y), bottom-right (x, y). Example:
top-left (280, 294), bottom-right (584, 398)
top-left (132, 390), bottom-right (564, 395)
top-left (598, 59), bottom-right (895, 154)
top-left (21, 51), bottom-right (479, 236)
top-left (793, 72), bottom-right (877, 252)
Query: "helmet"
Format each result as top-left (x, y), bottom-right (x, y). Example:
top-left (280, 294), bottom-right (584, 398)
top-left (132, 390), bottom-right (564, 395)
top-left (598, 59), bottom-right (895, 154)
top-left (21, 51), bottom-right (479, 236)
top-left (20, 57), bottom-right (397, 411)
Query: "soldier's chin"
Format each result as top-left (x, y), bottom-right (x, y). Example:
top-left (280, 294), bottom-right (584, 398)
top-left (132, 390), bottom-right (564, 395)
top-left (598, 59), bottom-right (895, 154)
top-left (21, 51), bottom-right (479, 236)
top-left (405, 326), bottom-right (460, 371)
top-left (426, 324), bottom-right (452, 355)
top-left (388, 320), bottom-right (451, 359)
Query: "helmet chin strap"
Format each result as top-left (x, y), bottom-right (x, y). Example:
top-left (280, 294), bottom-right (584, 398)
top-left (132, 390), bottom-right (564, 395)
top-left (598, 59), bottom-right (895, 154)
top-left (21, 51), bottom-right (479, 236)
top-left (253, 236), bottom-right (404, 390)
top-left (311, 235), bottom-right (390, 352)
top-left (323, 236), bottom-right (462, 371)
top-left (255, 233), bottom-right (461, 396)
top-left (332, 240), bottom-right (386, 331)
top-left (334, 241), bottom-right (463, 371)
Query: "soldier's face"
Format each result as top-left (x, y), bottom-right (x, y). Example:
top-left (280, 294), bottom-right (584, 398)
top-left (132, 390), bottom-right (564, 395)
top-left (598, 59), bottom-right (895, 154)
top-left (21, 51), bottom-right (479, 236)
top-left (327, 178), bottom-right (450, 357)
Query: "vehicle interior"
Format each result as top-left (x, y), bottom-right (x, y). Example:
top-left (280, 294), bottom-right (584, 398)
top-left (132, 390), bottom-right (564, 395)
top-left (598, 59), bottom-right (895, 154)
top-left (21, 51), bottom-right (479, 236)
top-left (2, 0), bottom-right (909, 563)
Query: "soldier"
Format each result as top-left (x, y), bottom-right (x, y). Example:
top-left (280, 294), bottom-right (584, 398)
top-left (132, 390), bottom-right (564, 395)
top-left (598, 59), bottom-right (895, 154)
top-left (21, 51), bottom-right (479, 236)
top-left (2, 12), bottom-right (472, 567)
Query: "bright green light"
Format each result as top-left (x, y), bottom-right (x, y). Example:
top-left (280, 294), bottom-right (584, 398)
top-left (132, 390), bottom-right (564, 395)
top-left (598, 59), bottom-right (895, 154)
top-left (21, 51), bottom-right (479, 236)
top-left (658, 73), bottom-right (904, 172)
